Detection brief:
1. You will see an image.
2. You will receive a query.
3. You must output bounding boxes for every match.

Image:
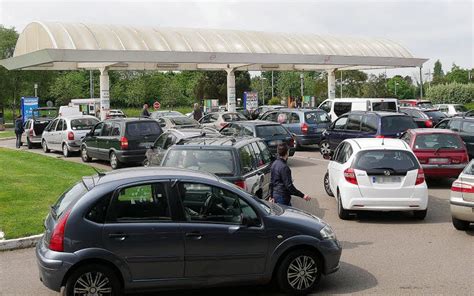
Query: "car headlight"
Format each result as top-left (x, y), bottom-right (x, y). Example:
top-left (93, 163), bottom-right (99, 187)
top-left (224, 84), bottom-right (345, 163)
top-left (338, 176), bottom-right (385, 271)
top-left (320, 225), bottom-right (336, 240)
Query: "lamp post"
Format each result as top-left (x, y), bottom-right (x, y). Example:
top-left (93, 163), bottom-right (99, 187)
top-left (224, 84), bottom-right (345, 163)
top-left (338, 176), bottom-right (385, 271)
top-left (271, 71), bottom-right (274, 99)
top-left (261, 76), bottom-right (267, 105)
top-left (394, 82), bottom-right (400, 97)
top-left (34, 83), bottom-right (38, 97)
top-left (300, 73), bottom-right (304, 102)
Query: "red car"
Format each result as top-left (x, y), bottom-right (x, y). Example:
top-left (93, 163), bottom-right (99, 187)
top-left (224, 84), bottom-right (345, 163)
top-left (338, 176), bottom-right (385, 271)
top-left (401, 129), bottom-right (469, 178)
top-left (399, 100), bottom-right (433, 109)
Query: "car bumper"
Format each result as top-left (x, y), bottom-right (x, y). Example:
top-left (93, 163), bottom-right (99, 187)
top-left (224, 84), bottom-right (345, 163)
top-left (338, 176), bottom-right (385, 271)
top-left (450, 197), bottom-right (474, 222)
top-left (268, 146), bottom-right (296, 157)
top-left (36, 237), bottom-right (75, 292)
top-left (116, 150), bottom-right (147, 164)
top-left (294, 134), bottom-right (323, 145)
top-left (421, 164), bottom-right (466, 177)
top-left (28, 135), bottom-right (43, 143)
top-left (65, 140), bottom-right (82, 151)
top-left (319, 239), bottom-right (342, 275)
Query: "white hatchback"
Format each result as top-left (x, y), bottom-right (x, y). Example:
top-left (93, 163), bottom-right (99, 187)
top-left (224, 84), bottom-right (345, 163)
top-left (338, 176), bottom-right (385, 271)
top-left (450, 160), bottom-right (474, 230)
top-left (323, 138), bottom-right (428, 220)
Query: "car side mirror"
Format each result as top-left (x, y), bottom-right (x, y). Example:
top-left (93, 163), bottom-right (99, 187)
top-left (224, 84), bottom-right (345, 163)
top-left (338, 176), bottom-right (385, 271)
top-left (242, 216), bottom-right (259, 227)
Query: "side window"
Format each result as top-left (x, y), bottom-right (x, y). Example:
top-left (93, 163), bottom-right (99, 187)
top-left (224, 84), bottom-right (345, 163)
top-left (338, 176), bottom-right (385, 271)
top-left (319, 101), bottom-right (332, 113)
top-left (289, 113), bottom-right (300, 124)
top-left (250, 142), bottom-right (265, 167)
top-left (55, 119), bottom-right (64, 131)
top-left (346, 114), bottom-right (362, 131)
top-left (400, 132), bottom-right (411, 144)
top-left (333, 116), bottom-right (348, 130)
top-left (241, 126), bottom-right (254, 136)
top-left (240, 145), bottom-right (256, 174)
top-left (333, 143), bottom-right (346, 163)
top-left (436, 120), bottom-right (449, 129)
top-left (277, 112), bottom-right (289, 124)
top-left (341, 144), bottom-right (353, 163)
top-left (62, 120), bottom-right (68, 131)
top-left (200, 115), bottom-right (210, 124)
top-left (101, 123), bottom-right (113, 136)
top-left (361, 115), bottom-right (378, 133)
top-left (93, 122), bottom-right (104, 137)
top-left (257, 141), bottom-right (273, 164)
top-left (110, 183), bottom-right (170, 222)
top-left (334, 102), bottom-right (352, 116)
top-left (179, 183), bottom-right (245, 224)
top-left (221, 124), bottom-right (240, 136)
top-left (47, 119), bottom-right (58, 132)
top-left (154, 133), bottom-right (168, 149)
top-left (158, 118), bottom-right (166, 128)
top-left (86, 193), bottom-right (112, 223)
top-left (111, 124), bottom-right (121, 136)
top-left (163, 135), bottom-right (177, 149)
top-left (210, 114), bottom-right (219, 122)
top-left (449, 120), bottom-right (462, 132)
top-left (401, 109), bottom-right (412, 116)
top-left (461, 121), bottom-right (474, 133)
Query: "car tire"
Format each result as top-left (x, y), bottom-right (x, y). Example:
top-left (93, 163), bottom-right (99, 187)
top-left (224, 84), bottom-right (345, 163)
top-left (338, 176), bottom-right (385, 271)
top-left (42, 140), bottom-right (50, 153)
top-left (337, 190), bottom-right (351, 220)
top-left (64, 264), bottom-right (122, 296)
top-left (143, 159), bottom-right (150, 167)
top-left (109, 151), bottom-right (121, 170)
top-left (27, 137), bottom-right (33, 149)
top-left (413, 209), bottom-right (427, 220)
top-left (81, 146), bottom-right (92, 163)
top-left (452, 216), bottom-right (470, 230)
top-left (319, 140), bottom-right (331, 156)
top-left (276, 249), bottom-right (322, 295)
top-left (324, 172), bottom-right (334, 197)
top-left (62, 143), bottom-right (70, 158)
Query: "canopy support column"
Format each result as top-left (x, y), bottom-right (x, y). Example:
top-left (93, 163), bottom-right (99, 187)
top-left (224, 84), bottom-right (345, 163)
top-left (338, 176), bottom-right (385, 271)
top-left (99, 67), bottom-right (110, 120)
top-left (327, 69), bottom-right (336, 100)
top-left (226, 68), bottom-right (236, 112)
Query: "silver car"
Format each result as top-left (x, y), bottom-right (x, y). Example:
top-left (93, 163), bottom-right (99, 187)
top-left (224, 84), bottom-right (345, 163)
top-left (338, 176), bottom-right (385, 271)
top-left (199, 112), bottom-right (247, 130)
top-left (155, 115), bottom-right (201, 130)
top-left (41, 115), bottom-right (99, 157)
top-left (450, 160), bottom-right (474, 230)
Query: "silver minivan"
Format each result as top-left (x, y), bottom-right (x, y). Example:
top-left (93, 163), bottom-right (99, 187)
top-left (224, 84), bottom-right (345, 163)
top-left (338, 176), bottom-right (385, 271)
top-left (42, 115), bottom-right (99, 157)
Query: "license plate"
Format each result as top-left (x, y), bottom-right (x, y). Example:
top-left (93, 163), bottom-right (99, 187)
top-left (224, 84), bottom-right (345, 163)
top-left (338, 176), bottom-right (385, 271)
top-left (429, 158), bottom-right (449, 164)
top-left (139, 142), bottom-right (153, 148)
top-left (372, 176), bottom-right (401, 183)
top-left (268, 140), bottom-right (283, 146)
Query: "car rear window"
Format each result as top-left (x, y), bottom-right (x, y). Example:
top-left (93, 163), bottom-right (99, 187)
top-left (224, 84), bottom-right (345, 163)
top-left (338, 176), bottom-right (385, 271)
top-left (461, 121), bottom-right (474, 133)
top-left (305, 111), bottom-right (330, 124)
top-left (455, 105), bottom-right (467, 112)
top-left (334, 102), bottom-right (352, 116)
top-left (424, 111), bottom-right (446, 120)
top-left (256, 125), bottom-right (288, 137)
top-left (70, 118), bottom-right (99, 130)
top-left (354, 150), bottom-right (419, 172)
top-left (170, 117), bottom-right (198, 126)
top-left (416, 102), bottom-right (433, 109)
top-left (372, 101), bottom-right (397, 112)
top-left (163, 149), bottom-right (235, 175)
top-left (414, 133), bottom-right (463, 150)
top-left (126, 121), bottom-right (162, 136)
top-left (223, 113), bottom-right (247, 122)
top-left (381, 116), bottom-right (417, 134)
top-left (52, 182), bottom-right (88, 219)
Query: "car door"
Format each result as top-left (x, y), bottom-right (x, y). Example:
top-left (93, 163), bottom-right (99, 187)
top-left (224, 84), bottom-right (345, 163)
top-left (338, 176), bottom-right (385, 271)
top-left (21, 120), bottom-right (30, 143)
top-left (435, 119), bottom-right (450, 129)
top-left (52, 119), bottom-right (65, 150)
top-left (97, 122), bottom-right (113, 159)
top-left (43, 119), bottom-right (58, 147)
top-left (344, 114), bottom-right (363, 139)
top-left (328, 142), bottom-right (349, 193)
top-left (148, 132), bottom-right (169, 166)
top-left (239, 144), bottom-right (260, 196)
top-left (85, 122), bottom-right (103, 158)
top-left (327, 116), bottom-right (348, 149)
top-left (176, 181), bottom-right (267, 278)
top-left (102, 181), bottom-right (184, 281)
top-left (250, 142), bottom-right (271, 198)
top-left (360, 114), bottom-right (378, 138)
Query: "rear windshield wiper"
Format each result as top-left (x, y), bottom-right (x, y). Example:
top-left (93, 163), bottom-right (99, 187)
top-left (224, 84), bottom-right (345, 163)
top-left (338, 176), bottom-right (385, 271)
top-left (435, 146), bottom-right (454, 154)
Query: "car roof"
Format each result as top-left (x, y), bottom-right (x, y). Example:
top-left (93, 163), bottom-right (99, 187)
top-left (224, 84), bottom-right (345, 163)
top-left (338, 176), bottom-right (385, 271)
top-left (277, 108), bottom-right (324, 112)
top-left (106, 117), bottom-right (157, 123)
top-left (324, 98), bottom-right (397, 102)
top-left (59, 115), bottom-right (98, 120)
top-left (346, 111), bottom-right (403, 117)
top-left (175, 136), bottom-right (258, 148)
top-left (230, 120), bottom-right (279, 126)
top-left (409, 128), bottom-right (458, 135)
top-left (346, 138), bottom-right (411, 151)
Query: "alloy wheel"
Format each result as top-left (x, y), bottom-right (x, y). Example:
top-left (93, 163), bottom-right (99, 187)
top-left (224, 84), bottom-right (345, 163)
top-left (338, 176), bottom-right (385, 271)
top-left (320, 142), bottom-right (330, 155)
top-left (286, 255), bottom-right (317, 291)
top-left (110, 153), bottom-right (118, 169)
top-left (63, 144), bottom-right (69, 157)
top-left (73, 271), bottom-right (112, 296)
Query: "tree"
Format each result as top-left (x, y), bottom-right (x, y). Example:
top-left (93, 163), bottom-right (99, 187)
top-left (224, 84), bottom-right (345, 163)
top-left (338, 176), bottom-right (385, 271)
top-left (49, 71), bottom-right (90, 106)
top-left (445, 64), bottom-right (470, 84)
top-left (387, 75), bottom-right (416, 100)
top-left (432, 60), bottom-right (444, 84)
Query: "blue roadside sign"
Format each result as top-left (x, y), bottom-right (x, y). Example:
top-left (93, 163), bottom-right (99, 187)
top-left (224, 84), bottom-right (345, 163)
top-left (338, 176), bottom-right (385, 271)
top-left (21, 97), bottom-right (39, 123)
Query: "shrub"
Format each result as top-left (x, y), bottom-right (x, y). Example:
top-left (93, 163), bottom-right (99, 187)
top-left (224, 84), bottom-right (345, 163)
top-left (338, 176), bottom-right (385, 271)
top-left (268, 97), bottom-right (282, 105)
top-left (426, 83), bottom-right (474, 104)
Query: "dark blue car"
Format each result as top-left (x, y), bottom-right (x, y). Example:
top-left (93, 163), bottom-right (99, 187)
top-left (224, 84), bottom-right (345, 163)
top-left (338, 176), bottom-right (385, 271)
top-left (319, 111), bottom-right (417, 155)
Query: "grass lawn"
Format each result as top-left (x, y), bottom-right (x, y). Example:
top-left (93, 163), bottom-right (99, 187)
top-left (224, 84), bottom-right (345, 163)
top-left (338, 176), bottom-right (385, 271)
top-left (0, 131), bottom-right (15, 138)
top-left (0, 148), bottom-right (98, 239)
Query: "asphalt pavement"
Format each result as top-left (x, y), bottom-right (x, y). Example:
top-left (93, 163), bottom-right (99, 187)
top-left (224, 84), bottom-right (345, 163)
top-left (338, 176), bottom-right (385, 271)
top-left (0, 142), bottom-right (472, 295)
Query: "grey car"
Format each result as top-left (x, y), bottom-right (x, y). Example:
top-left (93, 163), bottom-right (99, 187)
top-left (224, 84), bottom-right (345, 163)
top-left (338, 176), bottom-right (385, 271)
top-left (36, 168), bottom-right (341, 296)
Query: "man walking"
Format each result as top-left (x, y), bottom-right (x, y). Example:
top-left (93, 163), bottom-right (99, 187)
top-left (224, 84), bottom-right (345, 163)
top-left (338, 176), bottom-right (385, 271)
top-left (270, 143), bottom-right (311, 206)
top-left (14, 115), bottom-right (24, 149)
top-left (192, 103), bottom-right (203, 121)
top-left (141, 103), bottom-right (150, 118)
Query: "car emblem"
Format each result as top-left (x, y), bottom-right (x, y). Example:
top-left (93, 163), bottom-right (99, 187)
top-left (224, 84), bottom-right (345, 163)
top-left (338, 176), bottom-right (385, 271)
top-left (384, 170), bottom-right (391, 176)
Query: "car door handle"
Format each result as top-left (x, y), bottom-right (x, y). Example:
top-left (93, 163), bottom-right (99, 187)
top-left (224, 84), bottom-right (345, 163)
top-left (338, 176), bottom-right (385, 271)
top-left (185, 232), bottom-right (203, 240)
top-left (108, 233), bottom-right (128, 241)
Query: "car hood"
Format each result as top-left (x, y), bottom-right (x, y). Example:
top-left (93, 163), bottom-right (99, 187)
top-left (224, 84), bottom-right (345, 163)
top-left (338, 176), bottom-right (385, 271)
top-left (271, 205), bottom-right (326, 231)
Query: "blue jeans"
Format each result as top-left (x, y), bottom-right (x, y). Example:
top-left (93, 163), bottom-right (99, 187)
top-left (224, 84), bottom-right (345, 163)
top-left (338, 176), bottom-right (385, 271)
top-left (274, 195), bottom-right (291, 206)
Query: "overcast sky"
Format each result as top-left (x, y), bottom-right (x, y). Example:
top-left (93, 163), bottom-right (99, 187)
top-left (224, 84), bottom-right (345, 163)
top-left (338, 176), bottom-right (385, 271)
top-left (0, 0), bottom-right (472, 79)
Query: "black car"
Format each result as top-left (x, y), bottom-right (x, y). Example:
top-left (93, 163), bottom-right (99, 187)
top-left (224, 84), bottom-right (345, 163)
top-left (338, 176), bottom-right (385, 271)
top-left (435, 116), bottom-right (474, 157)
top-left (220, 120), bottom-right (296, 156)
top-left (36, 168), bottom-right (341, 296)
top-left (80, 118), bottom-right (163, 169)
top-left (400, 107), bottom-right (447, 128)
top-left (161, 136), bottom-right (273, 199)
top-left (144, 128), bottom-right (219, 166)
top-left (320, 111), bottom-right (417, 155)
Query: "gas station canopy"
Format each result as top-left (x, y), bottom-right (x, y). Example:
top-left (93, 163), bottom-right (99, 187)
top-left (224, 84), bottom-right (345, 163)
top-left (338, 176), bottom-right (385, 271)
top-left (0, 21), bottom-right (427, 71)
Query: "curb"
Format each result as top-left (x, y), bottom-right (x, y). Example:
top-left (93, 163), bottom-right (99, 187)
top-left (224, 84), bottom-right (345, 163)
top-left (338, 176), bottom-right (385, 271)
top-left (0, 137), bottom-right (15, 141)
top-left (0, 234), bottom-right (43, 251)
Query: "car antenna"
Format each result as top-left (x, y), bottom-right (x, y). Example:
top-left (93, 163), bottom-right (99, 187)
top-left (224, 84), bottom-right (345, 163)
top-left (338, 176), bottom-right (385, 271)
top-left (92, 166), bottom-right (106, 178)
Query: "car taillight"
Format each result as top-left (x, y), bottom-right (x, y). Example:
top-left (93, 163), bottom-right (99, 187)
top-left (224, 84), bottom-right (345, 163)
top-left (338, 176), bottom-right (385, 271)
top-left (451, 181), bottom-right (474, 193)
top-left (424, 120), bottom-right (433, 128)
top-left (415, 168), bottom-right (425, 185)
top-left (234, 180), bottom-right (246, 189)
top-left (301, 123), bottom-right (309, 134)
top-left (344, 168), bottom-right (358, 185)
top-left (120, 137), bottom-right (129, 150)
top-left (67, 131), bottom-right (74, 140)
top-left (375, 135), bottom-right (385, 139)
top-left (49, 210), bottom-right (71, 252)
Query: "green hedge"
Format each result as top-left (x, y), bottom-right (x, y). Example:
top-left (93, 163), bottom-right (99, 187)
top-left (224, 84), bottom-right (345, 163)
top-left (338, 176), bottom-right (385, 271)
top-left (426, 83), bottom-right (474, 104)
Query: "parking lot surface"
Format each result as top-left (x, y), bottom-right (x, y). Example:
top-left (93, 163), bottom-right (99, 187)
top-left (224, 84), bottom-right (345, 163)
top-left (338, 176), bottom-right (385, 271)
top-left (0, 146), bottom-right (472, 295)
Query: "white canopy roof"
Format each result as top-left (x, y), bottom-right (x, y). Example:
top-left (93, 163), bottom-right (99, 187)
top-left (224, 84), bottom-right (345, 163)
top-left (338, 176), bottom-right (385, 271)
top-left (0, 21), bottom-right (427, 71)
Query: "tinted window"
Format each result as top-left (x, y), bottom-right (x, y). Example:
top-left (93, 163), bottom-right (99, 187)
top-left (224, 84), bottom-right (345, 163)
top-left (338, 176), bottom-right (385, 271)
top-left (93, 122), bottom-right (103, 137)
top-left (289, 113), bottom-right (300, 123)
top-left (55, 119), bottom-right (64, 131)
top-left (333, 143), bottom-right (347, 163)
top-left (163, 149), bottom-right (235, 175)
top-left (380, 116), bottom-right (417, 134)
top-left (71, 118), bottom-right (99, 130)
top-left (449, 119), bottom-right (462, 131)
top-left (334, 102), bottom-right (352, 116)
top-left (101, 123), bottom-right (113, 136)
top-left (354, 150), bottom-right (419, 172)
top-left (52, 182), bottom-right (88, 218)
top-left (256, 125), bottom-right (288, 137)
top-left (86, 193), bottom-right (112, 223)
top-left (257, 141), bottom-right (272, 163)
top-left (305, 111), bottom-right (330, 124)
top-left (461, 121), bottom-right (474, 133)
top-left (414, 133), bottom-right (463, 150)
top-left (361, 114), bottom-right (378, 133)
top-left (346, 114), bottom-right (362, 131)
top-left (126, 121), bottom-right (162, 136)
top-left (372, 101), bottom-right (397, 112)
top-left (170, 116), bottom-right (198, 126)
top-left (263, 112), bottom-right (278, 122)
top-left (424, 111), bottom-right (446, 121)
top-left (250, 142), bottom-right (265, 167)
top-left (240, 145), bottom-right (257, 174)
top-left (333, 116), bottom-right (348, 130)
top-left (436, 120), bottom-right (450, 129)
top-left (153, 133), bottom-right (168, 148)
top-left (111, 124), bottom-right (121, 136)
top-left (111, 183), bottom-right (170, 221)
top-left (319, 101), bottom-right (332, 113)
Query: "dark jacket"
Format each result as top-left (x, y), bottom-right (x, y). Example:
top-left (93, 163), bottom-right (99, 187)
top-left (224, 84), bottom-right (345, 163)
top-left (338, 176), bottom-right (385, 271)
top-left (14, 118), bottom-right (24, 134)
top-left (270, 158), bottom-right (304, 200)
top-left (141, 108), bottom-right (151, 118)
top-left (193, 109), bottom-right (203, 121)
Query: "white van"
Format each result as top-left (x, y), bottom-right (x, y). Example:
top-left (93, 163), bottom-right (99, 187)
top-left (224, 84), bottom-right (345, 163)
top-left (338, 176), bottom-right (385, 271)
top-left (58, 106), bottom-right (82, 117)
top-left (318, 98), bottom-right (399, 121)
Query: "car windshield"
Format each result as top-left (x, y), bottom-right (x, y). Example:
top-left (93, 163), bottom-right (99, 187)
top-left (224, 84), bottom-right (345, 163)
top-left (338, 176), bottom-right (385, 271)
top-left (126, 121), bottom-right (162, 136)
top-left (256, 125), bottom-right (288, 137)
top-left (223, 113), bottom-right (247, 122)
top-left (454, 105), bottom-right (467, 112)
top-left (414, 133), bottom-right (463, 150)
top-left (381, 116), bottom-right (417, 134)
top-left (305, 111), bottom-right (330, 123)
top-left (163, 149), bottom-right (235, 175)
top-left (354, 150), bottom-right (419, 172)
top-left (416, 102), bottom-right (433, 109)
top-left (70, 118), bottom-right (99, 130)
top-left (372, 101), bottom-right (397, 112)
top-left (170, 116), bottom-right (198, 126)
top-left (52, 182), bottom-right (88, 219)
